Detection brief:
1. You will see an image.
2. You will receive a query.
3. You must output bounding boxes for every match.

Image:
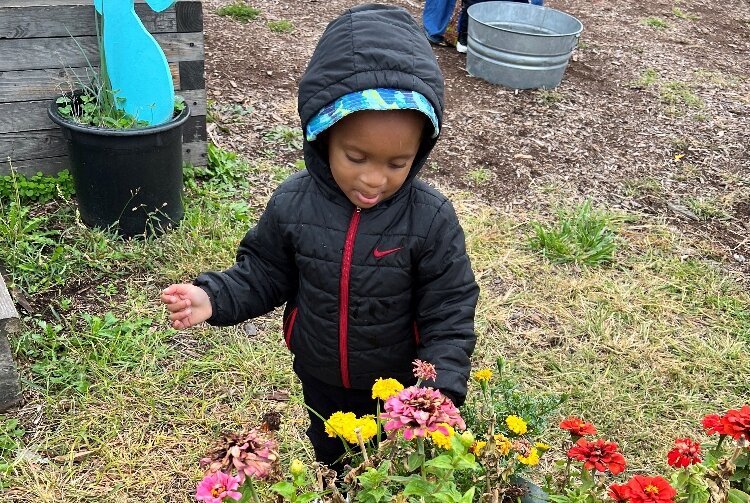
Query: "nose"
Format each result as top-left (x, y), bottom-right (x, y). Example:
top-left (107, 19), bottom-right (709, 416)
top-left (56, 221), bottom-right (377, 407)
top-left (360, 165), bottom-right (387, 189)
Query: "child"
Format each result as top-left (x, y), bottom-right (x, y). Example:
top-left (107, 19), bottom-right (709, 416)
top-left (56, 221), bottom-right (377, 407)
top-left (161, 4), bottom-right (479, 472)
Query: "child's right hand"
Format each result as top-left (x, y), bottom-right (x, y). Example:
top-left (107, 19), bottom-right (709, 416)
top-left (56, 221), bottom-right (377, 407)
top-left (160, 284), bottom-right (213, 329)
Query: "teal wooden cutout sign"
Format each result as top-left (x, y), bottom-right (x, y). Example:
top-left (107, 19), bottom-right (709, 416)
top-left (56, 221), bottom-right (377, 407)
top-left (94, 0), bottom-right (177, 125)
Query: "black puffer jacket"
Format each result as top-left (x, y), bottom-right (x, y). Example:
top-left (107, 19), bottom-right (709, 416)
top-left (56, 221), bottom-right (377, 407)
top-left (195, 4), bottom-right (479, 403)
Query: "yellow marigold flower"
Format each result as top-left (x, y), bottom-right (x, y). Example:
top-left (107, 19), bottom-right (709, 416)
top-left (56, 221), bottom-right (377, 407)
top-left (506, 415), bottom-right (528, 435)
top-left (371, 378), bottom-right (404, 401)
top-left (471, 440), bottom-right (487, 455)
top-left (535, 441), bottom-right (550, 452)
top-left (355, 415), bottom-right (378, 442)
top-left (472, 369), bottom-right (493, 382)
top-left (494, 433), bottom-right (512, 455)
top-left (517, 448), bottom-right (540, 466)
top-left (429, 423), bottom-right (455, 450)
top-left (325, 411), bottom-right (357, 442)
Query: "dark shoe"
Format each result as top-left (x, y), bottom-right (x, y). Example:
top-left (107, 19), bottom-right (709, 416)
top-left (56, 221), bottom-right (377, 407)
top-left (423, 27), bottom-right (446, 46)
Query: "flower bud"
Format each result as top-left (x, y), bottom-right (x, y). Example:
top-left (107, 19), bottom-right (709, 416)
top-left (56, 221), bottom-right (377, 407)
top-left (460, 431), bottom-right (475, 447)
top-left (290, 459), bottom-right (305, 476)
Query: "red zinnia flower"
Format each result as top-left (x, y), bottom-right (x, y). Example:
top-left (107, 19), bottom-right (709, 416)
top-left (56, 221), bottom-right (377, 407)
top-left (625, 475), bottom-right (676, 503)
top-left (721, 405), bottom-right (750, 441)
top-left (560, 416), bottom-right (597, 437)
top-left (667, 438), bottom-right (701, 468)
top-left (701, 413), bottom-right (729, 436)
top-left (567, 437), bottom-right (626, 475)
top-left (609, 482), bottom-right (632, 502)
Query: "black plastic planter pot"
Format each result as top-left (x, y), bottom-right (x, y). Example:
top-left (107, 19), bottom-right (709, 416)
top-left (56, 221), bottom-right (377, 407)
top-left (48, 101), bottom-right (190, 238)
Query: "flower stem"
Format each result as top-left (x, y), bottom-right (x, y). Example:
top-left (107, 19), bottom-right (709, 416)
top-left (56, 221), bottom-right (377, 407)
top-left (356, 428), bottom-right (369, 463)
top-left (246, 478), bottom-right (261, 503)
top-left (417, 437), bottom-right (426, 478)
top-left (376, 401), bottom-right (382, 449)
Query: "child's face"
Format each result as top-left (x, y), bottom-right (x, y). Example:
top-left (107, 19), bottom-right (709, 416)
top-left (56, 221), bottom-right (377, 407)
top-left (327, 109), bottom-right (425, 209)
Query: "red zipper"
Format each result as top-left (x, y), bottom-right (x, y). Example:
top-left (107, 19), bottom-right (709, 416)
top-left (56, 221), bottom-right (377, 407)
top-left (284, 307), bottom-right (298, 348)
top-left (339, 207), bottom-right (361, 388)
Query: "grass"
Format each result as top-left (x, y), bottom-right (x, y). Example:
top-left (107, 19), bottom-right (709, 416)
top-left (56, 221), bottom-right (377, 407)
top-left (660, 81), bottom-right (704, 109)
top-left (529, 200), bottom-right (619, 265)
top-left (263, 125), bottom-right (303, 150)
top-left (537, 90), bottom-right (564, 105)
top-left (641, 17), bottom-right (669, 29)
top-left (672, 7), bottom-right (699, 21)
top-left (267, 19), bottom-right (294, 33)
top-left (216, 2), bottom-right (260, 23)
top-left (2, 151), bottom-right (750, 499)
top-left (684, 196), bottom-right (730, 220)
top-left (467, 167), bottom-right (492, 185)
top-left (630, 67), bottom-right (658, 88)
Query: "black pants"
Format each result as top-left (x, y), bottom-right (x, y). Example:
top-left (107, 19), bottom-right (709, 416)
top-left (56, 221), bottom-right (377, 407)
top-left (458, 0), bottom-right (532, 44)
top-left (297, 366), bottom-right (379, 475)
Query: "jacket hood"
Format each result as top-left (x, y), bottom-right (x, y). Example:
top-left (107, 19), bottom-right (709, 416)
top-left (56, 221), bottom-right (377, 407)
top-left (297, 3), bottom-right (445, 206)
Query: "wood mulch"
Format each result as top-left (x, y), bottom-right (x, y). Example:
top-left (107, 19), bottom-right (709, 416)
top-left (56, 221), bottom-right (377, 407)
top-left (202, 0), bottom-right (750, 275)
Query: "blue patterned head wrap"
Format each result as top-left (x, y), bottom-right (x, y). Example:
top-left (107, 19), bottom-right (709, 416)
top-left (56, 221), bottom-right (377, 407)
top-left (305, 88), bottom-right (439, 141)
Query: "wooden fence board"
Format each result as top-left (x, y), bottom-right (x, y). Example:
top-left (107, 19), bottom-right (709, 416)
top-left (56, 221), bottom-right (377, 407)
top-left (0, 4), bottom-right (176, 38)
top-left (0, 89), bottom-right (207, 134)
top-left (0, 140), bottom-right (207, 177)
top-left (0, 32), bottom-right (203, 72)
top-left (0, 63), bottom-right (188, 103)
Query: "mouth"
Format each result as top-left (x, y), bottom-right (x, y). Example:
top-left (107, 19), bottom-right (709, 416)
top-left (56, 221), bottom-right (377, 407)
top-left (355, 191), bottom-right (380, 206)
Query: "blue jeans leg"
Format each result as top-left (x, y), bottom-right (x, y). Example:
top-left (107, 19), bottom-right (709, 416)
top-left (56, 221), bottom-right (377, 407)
top-left (423, 0), bottom-right (458, 40)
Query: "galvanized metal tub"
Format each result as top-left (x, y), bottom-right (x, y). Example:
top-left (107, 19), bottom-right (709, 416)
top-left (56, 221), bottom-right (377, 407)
top-left (466, 2), bottom-right (583, 89)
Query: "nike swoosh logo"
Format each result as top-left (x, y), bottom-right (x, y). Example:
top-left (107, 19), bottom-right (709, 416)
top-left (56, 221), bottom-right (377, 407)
top-left (373, 247), bottom-right (403, 259)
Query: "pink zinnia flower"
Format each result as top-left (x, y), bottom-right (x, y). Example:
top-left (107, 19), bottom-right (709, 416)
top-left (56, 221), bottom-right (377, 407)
top-left (412, 359), bottom-right (437, 381)
top-left (229, 429), bottom-right (278, 481)
top-left (196, 471), bottom-right (242, 503)
top-left (381, 386), bottom-right (465, 440)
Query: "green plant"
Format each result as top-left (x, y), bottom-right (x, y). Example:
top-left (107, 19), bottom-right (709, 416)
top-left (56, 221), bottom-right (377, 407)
top-left (0, 169), bottom-right (75, 203)
top-left (641, 16), bottom-right (669, 29)
top-left (538, 90), bottom-right (564, 105)
top-left (216, 2), bottom-right (260, 22)
top-left (660, 81), bottom-right (704, 109)
top-left (529, 200), bottom-right (618, 265)
top-left (672, 6), bottom-right (699, 20)
top-left (267, 19), bottom-right (294, 33)
top-left (0, 417), bottom-right (24, 488)
top-left (684, 196), bottom-right (729, 220)
top-left (263, 125), bottom-right (303, 150)
top-left (15, 313), bottom-right (172, 396)
top-left (467, 168), bottom-right (492, 185)
top-left (630, 67), bottom-right (658, 88)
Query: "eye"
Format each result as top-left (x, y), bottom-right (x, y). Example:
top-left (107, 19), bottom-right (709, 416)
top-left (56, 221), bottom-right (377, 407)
top-left (389, 162), bottom-right (408, 169)
top-left (346, 154), bottom-right (366, 164)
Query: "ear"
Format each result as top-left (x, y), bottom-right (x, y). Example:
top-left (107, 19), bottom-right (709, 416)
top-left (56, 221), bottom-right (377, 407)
top-left (144, 0), bottom-right (176, 12)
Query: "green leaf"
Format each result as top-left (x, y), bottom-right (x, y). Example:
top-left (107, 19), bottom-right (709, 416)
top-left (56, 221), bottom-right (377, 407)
top-left (425, 454), bottom-right (455, 471)
top-left (402, 478), bottom-right (433, 497)
top-left (406, 452), bottom-right (424, 472)
top-left (728, 489), bottom-right (750, 503)
top-left (296, 493), bottom-right (321, 503)
top-left (270, 481), bottom-right (296, 500)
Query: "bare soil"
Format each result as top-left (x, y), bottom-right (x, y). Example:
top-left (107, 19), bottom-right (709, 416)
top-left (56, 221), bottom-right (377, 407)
top-left (202, 0), bottom-right (750, 272)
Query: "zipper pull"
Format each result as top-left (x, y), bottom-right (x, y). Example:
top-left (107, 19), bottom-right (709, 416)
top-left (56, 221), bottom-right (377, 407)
top-left (356, 207), bottom-right (361, 213)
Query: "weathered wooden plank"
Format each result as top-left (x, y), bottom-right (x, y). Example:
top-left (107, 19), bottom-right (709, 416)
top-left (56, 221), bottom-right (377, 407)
top-left (179, 60), bottom-right (205, 90)
top-left (0, 4), bottom-right (176, 39)
top-left (0, 129), bottom-right (68, 162)
top-left (3, 0), bottom-right (190, 8)
top-left (0, 140), bottom-right (208, 176)
top-left (0, 90), bottom-right (207, 134)
top-left (0, 274), bottom-right (21, 413)
top-left (182, 114), bottom-right (207, 143)
top-left (176, 1), bottom-right (203, 32)
top-left (0, 62), bottom-right (187, 103)
top-left (0, 31), bottom-right (204, 72)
